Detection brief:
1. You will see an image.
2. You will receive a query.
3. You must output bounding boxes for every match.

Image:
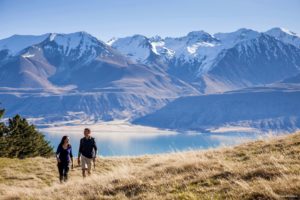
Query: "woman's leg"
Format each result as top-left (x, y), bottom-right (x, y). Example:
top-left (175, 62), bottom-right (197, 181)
top-left (57, 163), bottom-right (63, 183)
top-left (63, 163), bottom-right (70, 182)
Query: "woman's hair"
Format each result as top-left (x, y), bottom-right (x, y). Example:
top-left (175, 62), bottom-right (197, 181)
top-left (59, 135), bottom-right (70, 147)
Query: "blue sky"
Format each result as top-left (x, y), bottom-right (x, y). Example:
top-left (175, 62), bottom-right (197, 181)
top-left (0, 0), bottom-right (299, 41)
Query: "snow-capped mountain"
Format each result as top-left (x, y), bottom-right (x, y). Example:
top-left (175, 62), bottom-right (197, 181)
top-left (0, 32), bottom-right (127, 90)
top-left (205, 34), bottom-right (300, 92)
top-left (109, 28), bottom-right (300, 93)
top-left (42, 32), bottom-right (119, 63)
top-left (0, 32), bottom-right (199, 122)
top-left (1, 27), bottom-right (300, 129)
top-left (109, 30), bottom-right (220, 67)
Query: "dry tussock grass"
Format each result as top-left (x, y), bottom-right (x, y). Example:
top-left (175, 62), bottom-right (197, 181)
top-left (0, 132), bottom-right (299, 200)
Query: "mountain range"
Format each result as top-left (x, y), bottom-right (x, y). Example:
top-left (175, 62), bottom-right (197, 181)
top-left (0, 27), bottom-right (300, 131)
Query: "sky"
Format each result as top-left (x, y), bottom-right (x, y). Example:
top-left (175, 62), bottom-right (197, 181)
top-left (0, 0), bottom-right (299, 41)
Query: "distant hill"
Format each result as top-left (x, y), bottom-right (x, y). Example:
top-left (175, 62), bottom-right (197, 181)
top-left (134, 84), bottom-right (300, 131)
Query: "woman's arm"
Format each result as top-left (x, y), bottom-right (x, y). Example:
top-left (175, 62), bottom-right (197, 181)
top-left (56, 146), bottom-right (61, 163)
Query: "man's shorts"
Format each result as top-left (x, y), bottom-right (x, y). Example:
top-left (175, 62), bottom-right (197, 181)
top-left (81, 155), bottom-right (92, 171)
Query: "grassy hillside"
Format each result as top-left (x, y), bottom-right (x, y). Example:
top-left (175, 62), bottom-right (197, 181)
top-left (1, 132), bottom-right (300, 200)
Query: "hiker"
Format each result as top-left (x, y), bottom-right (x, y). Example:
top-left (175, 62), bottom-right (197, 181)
top-left (56, 136), bottom-right (74, 183)
top-left (78, 128), bottom-right (98, 177)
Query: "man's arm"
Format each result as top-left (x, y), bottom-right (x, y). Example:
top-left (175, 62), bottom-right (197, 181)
top-left (93, 138), bottom-right (98, 157)
top-left (70, 146), bottom-right (74, 169)
top-left (78, 139), bottom-right (82, 165)
top-left (92, 138), bottom-right (97, 169)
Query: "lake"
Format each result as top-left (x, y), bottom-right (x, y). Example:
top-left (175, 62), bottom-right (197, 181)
top-left (40, 121), bottom-right (269, 157)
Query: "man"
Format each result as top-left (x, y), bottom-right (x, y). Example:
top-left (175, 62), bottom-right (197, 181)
top-left (78, 128), bottom-right (97, 177)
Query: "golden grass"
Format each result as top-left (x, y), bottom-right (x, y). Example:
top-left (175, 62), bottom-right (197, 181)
top-left (0, 132), bottom-right (300, 200)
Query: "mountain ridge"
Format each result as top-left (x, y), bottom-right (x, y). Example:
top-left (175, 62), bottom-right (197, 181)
top-left (1, 27), bottom-right (300, 129)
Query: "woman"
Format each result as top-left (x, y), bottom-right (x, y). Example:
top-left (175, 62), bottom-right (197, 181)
top-left (56, 136), bottom-right (73, 183)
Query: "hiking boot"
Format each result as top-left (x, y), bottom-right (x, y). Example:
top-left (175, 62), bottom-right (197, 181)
top-left (59, 176), bottom-right (63, 183)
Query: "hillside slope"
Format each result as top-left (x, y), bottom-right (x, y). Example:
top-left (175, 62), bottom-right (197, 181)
top-left (133, 84), bottom-right (300, 131)
top-left (0, 132), bottom-right (300, 199)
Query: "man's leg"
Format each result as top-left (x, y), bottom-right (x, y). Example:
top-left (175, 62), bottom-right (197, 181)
top-left (82, 169), bottom-right (86, 177)
top-left (87, 158), bottom-right (92, 176)
top-left (81, 156), bottom-right (87, 178)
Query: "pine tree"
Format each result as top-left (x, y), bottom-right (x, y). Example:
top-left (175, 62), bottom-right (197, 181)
top-left (6, 115), bottom-right (53, 158)
top-left (0, 110), bottom-right (54, 158)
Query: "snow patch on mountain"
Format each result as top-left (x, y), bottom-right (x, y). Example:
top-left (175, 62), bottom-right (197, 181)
top-left (150, 40), bottom-right (173, 56)
top-left (214, 28), bottom-right (260, 48)
top-left (21, 53), bottom-right (35, 58)
top-left (109, 35), bottom-right (152, 63)
top-left (271, 27), bottom-right (297, 36)
top-left (265, 27), bottom-right (300, 48)
top-left (46, 32), bottom-right (104, 58)
top-left (162, 30), bottom-right (219, 61)
top-left (106, 37), bottom-right (118, 46)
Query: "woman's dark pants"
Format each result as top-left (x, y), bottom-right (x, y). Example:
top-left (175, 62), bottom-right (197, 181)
top-left (57, 162), bottom-right (69, 182)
